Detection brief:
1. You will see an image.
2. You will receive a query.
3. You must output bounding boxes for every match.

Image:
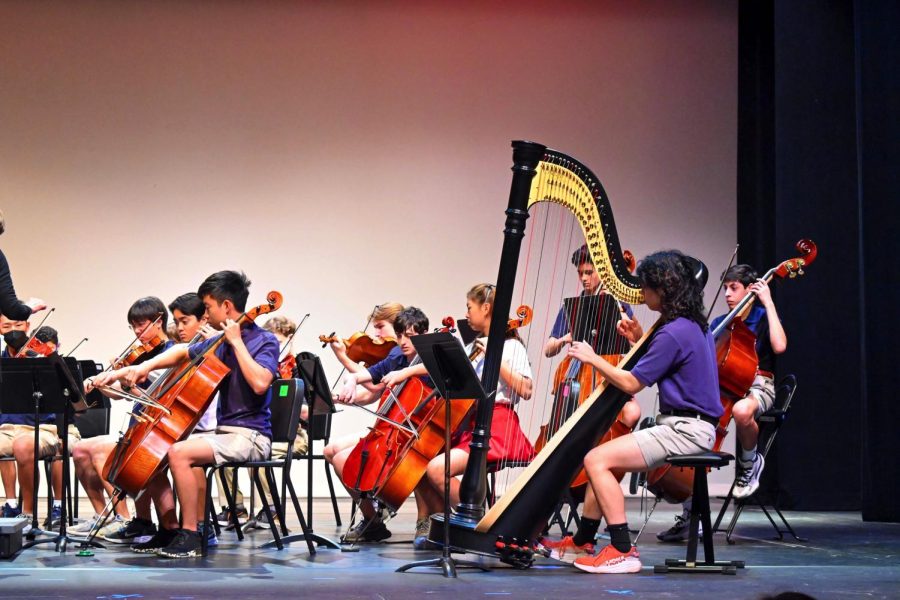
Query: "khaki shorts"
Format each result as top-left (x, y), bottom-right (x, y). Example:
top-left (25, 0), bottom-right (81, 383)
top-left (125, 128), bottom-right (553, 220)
top-left (749, 374), bottom-right (776, 417)
top-left (202, 426), bottom-right (271, 466)
top-left (270, 427), bottom-right (309, 460)
top-left (632, 414), bottom-right (717, 470)
top-left (66, 424), bottom-right (83, 452)
top-left (0, 424), bottom-right (60, 458)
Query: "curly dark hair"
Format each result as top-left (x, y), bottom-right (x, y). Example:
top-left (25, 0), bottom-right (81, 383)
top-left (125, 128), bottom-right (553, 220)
top-left (636, 250), bottom-right (708, 331)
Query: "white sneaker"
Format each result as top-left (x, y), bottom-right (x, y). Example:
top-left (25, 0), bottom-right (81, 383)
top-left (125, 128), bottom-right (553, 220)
top-left (733, 453), bottom-right (765, 499)
top-left (68, 514), bottom-right (101, 536)
top-left (98, 516), bottom-right (129, 540)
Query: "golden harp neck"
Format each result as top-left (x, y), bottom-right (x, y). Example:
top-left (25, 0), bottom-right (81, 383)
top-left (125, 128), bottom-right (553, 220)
top-left (528, 149), bottom-right (644, 305)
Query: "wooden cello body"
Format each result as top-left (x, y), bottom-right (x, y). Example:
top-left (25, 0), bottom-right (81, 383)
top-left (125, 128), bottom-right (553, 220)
top-left (340, 376), bottom-right (436, 495)
top-left (368, 308), bottom-right (531, 511)
top-left (104, 291), bottom-right (283, 498)
top-left (105, 356), bottom-right (230, 496)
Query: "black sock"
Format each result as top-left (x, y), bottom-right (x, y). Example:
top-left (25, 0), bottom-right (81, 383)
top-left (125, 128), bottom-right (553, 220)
top-left (606, 522), bottom-right (632, 553)
top-left (573, 517), bottom-right (601, 546)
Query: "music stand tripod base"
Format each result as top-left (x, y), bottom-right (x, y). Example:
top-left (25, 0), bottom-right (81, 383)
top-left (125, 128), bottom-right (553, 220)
top-left (396, 333), bottom-right (494, 577)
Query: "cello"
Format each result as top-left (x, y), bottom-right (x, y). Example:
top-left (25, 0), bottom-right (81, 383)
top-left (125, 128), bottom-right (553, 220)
top-left (372, 306), bottom-right (533, 512)
top-left (339, 316), bottom-right (460, 500)
top-left (646, 240), bottom-right (817, 503)
top-left (103, 291), bottom-right (283, 497)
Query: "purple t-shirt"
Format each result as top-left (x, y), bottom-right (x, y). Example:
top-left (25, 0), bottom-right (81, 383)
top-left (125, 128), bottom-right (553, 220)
top-left (631, 317), bottom-right (723, 418)
top-left (188, 322), bottom-right (279, 438)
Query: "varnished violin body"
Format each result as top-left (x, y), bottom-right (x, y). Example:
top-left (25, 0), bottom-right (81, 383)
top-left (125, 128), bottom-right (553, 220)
top-left (319, 331), bottom-right (398, 365)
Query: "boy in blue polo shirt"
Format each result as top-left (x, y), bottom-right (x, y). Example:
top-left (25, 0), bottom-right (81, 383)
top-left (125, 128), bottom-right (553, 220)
top-left (115, 271), bottom-right (279, 557)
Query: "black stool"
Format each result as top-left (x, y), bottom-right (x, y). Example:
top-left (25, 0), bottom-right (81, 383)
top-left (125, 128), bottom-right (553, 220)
top-left (654, 451), bottom-right (745, 575)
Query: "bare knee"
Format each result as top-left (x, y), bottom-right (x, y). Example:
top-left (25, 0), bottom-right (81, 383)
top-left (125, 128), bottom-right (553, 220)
top-left (426, 458), bottom-right (444, 488)
top-left (12, 437), bottom-right (35, 462)
top-left (584, 447), bottom-right (612, 473)
top-left (323, 443), bottom-right (337, 463)
top-left (168, 443), bottom-right (190, 468)
top-left (732, 400), bottom-right (757, 427)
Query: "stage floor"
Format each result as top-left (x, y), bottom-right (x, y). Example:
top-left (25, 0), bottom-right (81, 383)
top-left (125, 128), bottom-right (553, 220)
top-left (0, 498), bottom-right (897, 599)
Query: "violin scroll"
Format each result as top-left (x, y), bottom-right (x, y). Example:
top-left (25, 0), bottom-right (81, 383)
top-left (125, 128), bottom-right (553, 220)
top-left (435, 316), bottom-right (456, 333)
top-left (508, 305), bottom-right (533, 332)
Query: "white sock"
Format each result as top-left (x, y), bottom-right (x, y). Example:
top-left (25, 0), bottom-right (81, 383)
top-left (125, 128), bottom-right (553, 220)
top-left (53, 500), bottom-right (62, 508)
top-left (5, 499), bottom-right (17, 508)
top-left (739, 445), bottom-right (757, 465)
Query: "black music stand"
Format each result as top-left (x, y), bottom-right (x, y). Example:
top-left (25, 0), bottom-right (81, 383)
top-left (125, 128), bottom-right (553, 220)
top-left (295, 353), bottom-right (340, 522)
top-left (396, 332), bottom-right (489, 578)
top-left (0, 355), bottom-right (89, 553)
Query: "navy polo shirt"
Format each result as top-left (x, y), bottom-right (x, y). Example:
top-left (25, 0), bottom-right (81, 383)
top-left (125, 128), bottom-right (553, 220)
top-left (188, 322), bottom-right (279, 439)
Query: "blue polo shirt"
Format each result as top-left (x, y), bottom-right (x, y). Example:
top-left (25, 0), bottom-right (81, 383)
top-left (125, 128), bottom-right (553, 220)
top-left (631, 317), bottom-right (723, 419)
top-left (367, 346), bottom-right (434, 389)
top-left (188, 322), bottom-right (279, 439)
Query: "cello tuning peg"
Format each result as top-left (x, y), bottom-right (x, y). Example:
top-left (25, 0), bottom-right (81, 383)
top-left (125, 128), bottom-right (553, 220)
top-left (797, 268), bottom-right (805, 276)
top-left (789, 271), bottom-right (798, 278)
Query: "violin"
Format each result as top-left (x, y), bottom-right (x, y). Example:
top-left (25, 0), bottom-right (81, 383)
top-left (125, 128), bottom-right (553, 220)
top-left (15, 336), bottom-right (55, 358)
top-left (278, 354), bottom-right (297, 379)
top-left (469, 305), bottom-right (534, 360)
top-left (647, 240), bottom-right (818, 503)
top-left (111, 330), bottom-right (168, 369)
top-left (319, 331), bottom-right (398, 366)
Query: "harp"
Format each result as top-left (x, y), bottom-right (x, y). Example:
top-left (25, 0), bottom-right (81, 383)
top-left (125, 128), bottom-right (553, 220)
top-left (428, 140), bottom-right (657, 568)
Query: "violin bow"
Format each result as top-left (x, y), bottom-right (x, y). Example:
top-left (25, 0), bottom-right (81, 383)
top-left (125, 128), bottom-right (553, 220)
top-left (278, 313), bottom-right (310, 361)
top-left (65, 337), bottom-right (88, 357)
top-left (705, 244), bottom-right (739, 321)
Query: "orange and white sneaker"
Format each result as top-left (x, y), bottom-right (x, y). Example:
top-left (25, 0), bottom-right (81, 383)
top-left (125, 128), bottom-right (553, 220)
top-left (573, 544), bottom-right (642, 574)
top-left (540, 535), bottom-right (595, 563)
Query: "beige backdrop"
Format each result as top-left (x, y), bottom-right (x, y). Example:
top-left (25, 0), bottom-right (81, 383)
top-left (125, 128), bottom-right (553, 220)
top-left (1, 1), bottom-right (738, 501)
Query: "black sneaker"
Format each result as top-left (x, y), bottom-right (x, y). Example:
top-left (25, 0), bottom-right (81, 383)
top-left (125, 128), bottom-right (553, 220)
top-left (197, 521), bottom-right (218, 547)
top-left (157, 529), bottom-right (203, 558)
top-left (131, 527), bottom-right (179, 554)
top-left (255, 506), bottom-right (279, 526)
top-left (215, 504), bottom-right (248, 527)
top-left (657, 513), bottom-right (689, 543)
top-left (342, 519), bottom-right (391, 543)
top-left (104, 517), bottom-right (157, 544)
top-left (43, 505), bottom-right (62, 530)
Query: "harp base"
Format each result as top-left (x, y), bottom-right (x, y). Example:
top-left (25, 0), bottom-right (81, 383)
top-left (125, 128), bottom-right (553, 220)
top-left (426, 514), bottom-right (540, 570)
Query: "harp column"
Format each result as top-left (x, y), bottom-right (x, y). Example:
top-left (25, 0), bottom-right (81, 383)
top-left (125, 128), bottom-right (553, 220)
top-left (453, 140), bottom-right (546, 524)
